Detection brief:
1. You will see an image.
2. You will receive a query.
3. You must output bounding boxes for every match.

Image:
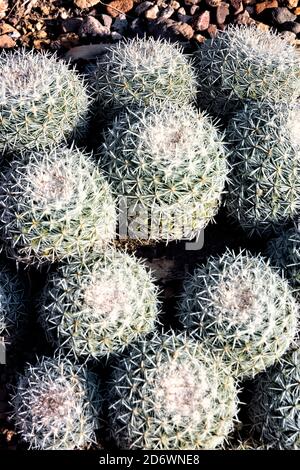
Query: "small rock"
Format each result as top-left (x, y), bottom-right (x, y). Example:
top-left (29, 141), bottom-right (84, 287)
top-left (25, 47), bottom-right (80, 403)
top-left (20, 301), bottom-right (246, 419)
top-left (272, 7), bottom-right (296, 24)
top-left (0, 23), bottom-right (21, 39)
top-left (193, 11), bottom-right (210, 31)
top-left (205, 0), bottom-right (221, 6)
top-left (112, 14), bottom-right (128, 34)
top-left (229, 0), bottom-right (243, 13)
top-left (184, 0), bottom-right (200, 4)
top-left (100, 14), bottom-right (113, 29)
top-left (190, 5), bottom-right (200, 15)
top-left (235, 10), bottom-right (256, 24)
top-left (62, 17), bottom-right (84, 33)
top-left (294, 7), bottom-right (300, 15)
top-left (0, 34), bottom-right (15, 48)
top-left (160, 6), bottom-right (175, 18)
top-left (255, 0), bottom-right (278, 15)
top-left (280, 21), bottom-right (300, 34)
top-left (280, 30), bottom-right (297, 41)
top-left (79, 16), bottom-right (110, 36)
top-left (194, 33), bottom-right (206, 43)
top-left (74, 0), bottom-right (101, 8)
top-left (135, 1), bottom-right (153, 15)
top-left (0, 0), bottom-right (8, 20)
top-left (207, 24), bottom-right (218, 37)
top-left (148, 17), bottom-right (194, 41)
top-left (255, 21), bottom-right (270, 31)
top-left (111, 31), bottom-right (123, 41)
top-left (145, 5), bottom-right (160, 18)
top-left (106, 0), bottom-right (134, 18)
top-left (178, 7), bottom-right (187, 15)
top-left (216, 2), bottom-right (230, 24)
top-left (170, 0), bottom-right (181, 8)
top-left (279, 0), bottom-right (298, 8)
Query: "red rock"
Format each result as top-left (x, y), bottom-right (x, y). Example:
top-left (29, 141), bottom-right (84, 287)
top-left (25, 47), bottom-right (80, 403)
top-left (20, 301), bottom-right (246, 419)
top-left (255, 0), bottom-right (278, 15)
top-left (193, 11), bottom-right (210, 31)
top-left (294, 7), bottom-right (300, 15)
top-left (0, 34), bottom-right (16, 48)
top-left (194, 33), bottom-right (206, 43)
top-left (235, 10), bottom-right (256, 24)
top-left (207, 24), bottom-right (218, 38)
top-left (229, 0), bottom-right (243, 13)
top-left (0, 0), bottom-right (8, 20)
top-left (216, 2), bottom-right (230, 24)
top-left (106, 0), bottom-right (134, 17)
top-left (74, 0), bottom-right (101, 8)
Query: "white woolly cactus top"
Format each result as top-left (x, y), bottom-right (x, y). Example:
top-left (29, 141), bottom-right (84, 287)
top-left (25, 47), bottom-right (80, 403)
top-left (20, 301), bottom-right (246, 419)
top-left (38, 249), bottom-right (160, 359)
top-left (109, 332), bottom-right (238, 450)
top-left (10, 357), bottom-right (100, 450)
top-left (178, 250), bottom-right (298, 378)
top-left (0, 49), bottom-right (90, 151)
top-left (0, 146), bottom-right (116, 265)
top-left (91, 37), bottom-right (197, 112)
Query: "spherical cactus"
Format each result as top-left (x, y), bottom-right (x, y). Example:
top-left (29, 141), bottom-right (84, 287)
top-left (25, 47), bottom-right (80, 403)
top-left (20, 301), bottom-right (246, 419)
top-left (0, 49), bottom-right (90, 153)
top-left (10, 356), bottom-right (101, 450)
top-left (194, 25), bottom-right (300, 118)
top-left (108, 332), bottom-right (239, 450)
top-left (90, 37), bottom-right (197, 119)
top-left (0, 146), bottom-right (116, 266)
top-left (226, 100), bottom-right (300, 237)
top-left (0, 262), bottom-right (27, 350)
top-left (99, 104), bottom-right (228, 242)
top-left (249, 347), bottom-right (300, 449)
top-left (178, 250), bottom-right (298, 379)
top-left (266, 227), bottom-right (300, 290)
top-left (38, 249), bottom-right (159, 360)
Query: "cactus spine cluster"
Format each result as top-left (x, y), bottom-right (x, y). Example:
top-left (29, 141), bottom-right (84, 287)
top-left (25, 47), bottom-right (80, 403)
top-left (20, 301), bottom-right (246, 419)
top-left (178, 250), bottom-right (298, 378)
top-left (249, 347), bottom-right (300, 449)
top-left (0, 262), bottom-right (27, 348)
top-left (194, 25), bottom-right (300, 117)
top-left (38, 250), bottom-right (159, 359)
top-left (0, 49), bottom-right (90, 153)
top-left (91, 37), bottom-right (197, 117)
top-left (99, 104), bottom-right (228, 241)
top-left (10, 356), bottom-right (101, 450)
top-left (226, 101), bottom-right (300, 237)
top-left (108, 332), bottom-right (238, 450)
top-left (0, 146), bottom-right (116, 265)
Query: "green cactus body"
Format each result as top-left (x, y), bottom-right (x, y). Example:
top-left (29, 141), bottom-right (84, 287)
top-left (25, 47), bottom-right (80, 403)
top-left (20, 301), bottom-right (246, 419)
top-left (90, 37), bottom-right (197, 119)
top-left (38, 250), bottom-right (159, 359)
top-left (10, 356), bottom-right (101, 450)
top-left (108, 332), bottom-right (238, 450)
top-left (99, 104), bottom-right (228, 242)
top-left (178, 250), bottom-right (298, 379)
top-left (0, 49), bottom-right (90, 152)
top-left (0, 146), bottom-right (116, 266)
top-left (194, 26), bottom-right (300, 117)
top-left (226, 101), bottom-right (300, 237)
top-left (249, 347), bottom-right (300, 449)
top-left (0, 262), bottom-right (27, 348)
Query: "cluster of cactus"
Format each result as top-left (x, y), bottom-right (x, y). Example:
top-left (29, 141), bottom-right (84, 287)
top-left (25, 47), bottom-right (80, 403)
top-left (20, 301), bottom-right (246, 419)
top-left (0, 146), bottom-right (116, 265)
top-left (0, 49), bottom-right (90, 153)
top-left (226, 101), bottom-right (300, 237)
top-left (0, 262), bottom-right (27, 349)
top-left (99, 104), bottom-right (228, 241)
top-left (108, 332), bottom-right (238, 450)
top-left (248, 347), bottom-right (300, 449)
top-left (194, 25), bottom-right (300, 118)
top-left (178, 250), bottom-right (298, 378)
top-left (38, 249), bottom-right (159, 360)
top-left (10, 356), bottom-right (101, 450)
top-left (91, 37), bottom-right (197, 119)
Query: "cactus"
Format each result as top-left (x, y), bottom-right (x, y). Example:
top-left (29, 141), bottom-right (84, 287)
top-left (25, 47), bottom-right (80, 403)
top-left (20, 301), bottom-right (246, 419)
top-left (178, 249), bottom-right (298, 379)
top-left (90, 37), bottom-right (197, 120)
top-left (266, 226), bottom-right (300, 291)
top-left (0, 262), bottom-right (27, 350)
top-left (99, 104), bottom-right (228, 242)
top-left (226, 100), bottom-right (300, 237)
top-left (38, 249), bottom-right (160, 360)
top-left (249, 347), bottom-right (300, 449)
top-left (194, 25), bottom-right (300, 118)
top-left (0, 146), bottom-right (116, 266)
top-left (10, 356), bottom-right (101, 450)
top-left (108, 331), bottom-right (238, 450)
top-left (0, 49), bottom-right (90, 153)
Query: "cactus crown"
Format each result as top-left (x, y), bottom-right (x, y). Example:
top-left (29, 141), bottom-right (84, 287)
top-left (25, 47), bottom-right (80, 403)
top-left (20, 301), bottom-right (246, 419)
top-left (91, 37), bottom-right (197, 115)
top-left (10, 356), bottom-right (101, 450)
top-left (178, 249), bottom-right (298, 378)
top-left (109, 332), bottom-right (238, 450)
top-left (100, 104), bottom-right (228, 241)
top-left (38, 249), bottom-right (160, 359)
top-left (0, 146), bottom-right (116, 265)
top-left (0, 49), bottom-right (90, 152)
top-left (249, 347), bottom-right (300, 449)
